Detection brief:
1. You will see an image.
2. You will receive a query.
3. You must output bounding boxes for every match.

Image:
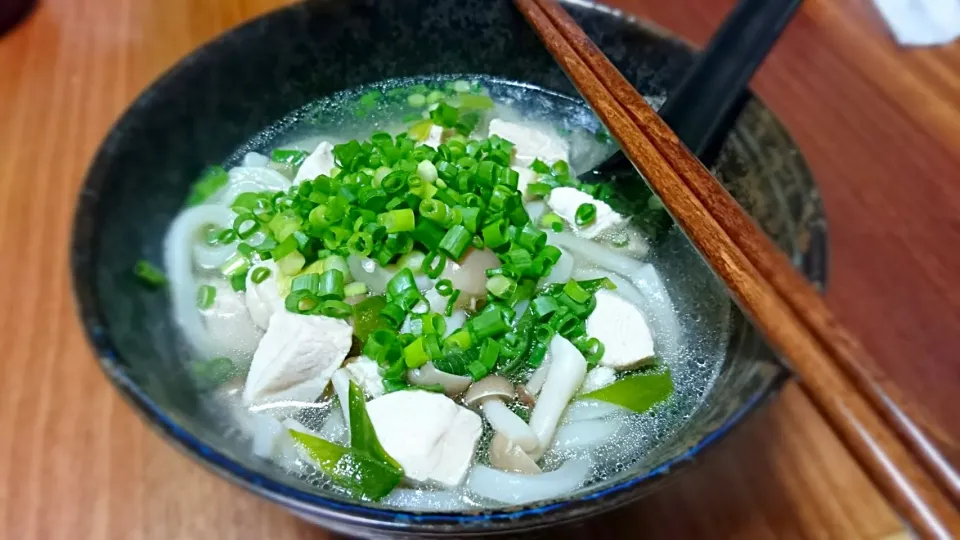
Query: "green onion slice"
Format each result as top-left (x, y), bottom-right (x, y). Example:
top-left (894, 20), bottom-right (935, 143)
top-left (575, 203), bottom-right (597, 226)
top-left (196, 284), bottom-right (216, 309)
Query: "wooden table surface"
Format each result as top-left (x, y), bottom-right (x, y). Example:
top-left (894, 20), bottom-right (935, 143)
top-left (2, 0), bottom-right (959, 537)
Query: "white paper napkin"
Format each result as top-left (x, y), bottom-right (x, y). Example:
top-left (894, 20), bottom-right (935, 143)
top-left (873, 0), bottom-right (960, 46)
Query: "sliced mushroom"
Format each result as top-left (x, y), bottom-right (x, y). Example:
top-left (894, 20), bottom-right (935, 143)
top-left (488, 433), bottom-right (541, 474)
top-left (525, 352), bottom-right (553, 396)
top-left (516, 385), bottom-right (537, 407)
top-left (464, 375), bottom-right (539, 452)
top-left (527, 335), bottom-right (588, 460)
top-left (407, 362), bottom-right (472, 397)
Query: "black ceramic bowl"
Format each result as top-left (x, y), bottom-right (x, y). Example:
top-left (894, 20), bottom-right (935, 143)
top-left (71, 0), bottom-right (826, 536)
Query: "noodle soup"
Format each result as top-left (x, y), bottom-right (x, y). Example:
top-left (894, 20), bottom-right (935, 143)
top-left (158, 76), bottom-right (728, 509)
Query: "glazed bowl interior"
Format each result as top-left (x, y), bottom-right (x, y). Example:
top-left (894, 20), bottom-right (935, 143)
top-left (71, 0), bottom-right (826, 535)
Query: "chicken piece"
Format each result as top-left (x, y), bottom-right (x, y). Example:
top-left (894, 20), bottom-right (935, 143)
top-left (586, 290), bottom-right (656, 370)
top-left (514, 166), bottom-right (540, 200)
top-left (245, 260), bottom-right (283, 329)
top-left (201, 280), bottom-right (263, 362)
top-left (488, 119), bottom-right (569, 167)
top-left (344, 356), bottom-right (385, 399)
top-left (242, 311), bottom-right (353, 405)
top-left (546, 187), bottom-right (626, 240)
top-left (366, 390), bottom-right (483, 487)
top-left (294, 141), bottom-right (336, 184)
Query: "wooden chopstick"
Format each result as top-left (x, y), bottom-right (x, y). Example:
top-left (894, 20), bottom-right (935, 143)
top-left (528, 0), bottom-right (960, 507)
top-left (514, 0), bottom-right (960, 535)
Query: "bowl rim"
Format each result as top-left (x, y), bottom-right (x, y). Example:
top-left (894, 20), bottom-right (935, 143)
top-left (70, 0), bottom-right (825, 533)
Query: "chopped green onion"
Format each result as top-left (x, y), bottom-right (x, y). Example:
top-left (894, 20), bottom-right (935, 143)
top-left (231, 214), bottom-right (260, 240)
top-left (403, 337), bottom-right (431, 368)
top-left (575, 203), bottom-right (597, 226)
top-left (549, 308), bottom-right (579, 335)
top-left (196, 284), bottom-right (216, 309)
top-left (379, 302), bottom-right (407, 328)
top-left (514, 222), bottom-right (547, 253)
top-left (419, 199), bottom-right (452, 226)
top-left (268, 211), bottom-right (302, 241)
top-left (534, 324), bottom-right (556, 344)
top-left (133, 260), bottom-right (167, 287)
top-left (386, 268), bottom-right (417, 300)
top-left (435, 279), bottom-right (454, 297)
top-left (291, 272), bottom-right (321, 293)
top-left (527, 182), bottom-right (552, 199)
top-left (528, 342), bottom-right (549, 367)
top-left (444, 289), bottom-right (460, 317)
top-left (379, 208), bottom-right (416, 233)
top-left (408, 119), bottom-right (434, 142)
top-left (320, 300), bottom-right (353, 319)
top-left (562, 279), bottom-right (592, 304)
top-left (443, 327), bottom-right (472, 351)
top-left (344, 281), bottom-right (369, 297)
top-left (364, 328), bottom-right (403, 365)
top-left (458, 206), bottom-right (481, 233)
top-left (485, 275), bottom-right (516, 299)
top-left (393, 287), bottom-right (424, 312)
top-left (535, 245), bottom-right (563, 269)
top-left (576, 336), bottom-right (605, 366)
top-left (466, 361), bottom-right (488, 381)
top-left (250, 266), bottom-right (272, 284)
top-left (502, 248), bottom-right (533, 276)
top-left (383, 378), bottom-right (410, 393)
top-left (423, 333), bottom-right (442, 359)
top-left (230, 273), bottom-right (247, 292)
top-left (530, 159), bottom-right (551, 175)
top-left (531, 296), bottom-right (560, 321)
top-left (420, 313), bottom-right (446, 336)
top-left (430, 103), bottom-right (459, 128)
top-left (348, 231), bottom-right (375, 256)
top-left (439, 225), bottom-right (472, 260)
top-left (421, 251), bottom-right (447, 279)
top-left (458, 93), bottom-right (494, 109)
top-left (407, 93), bottom-right (427, 107)
top-left (479, 338), bottom-right (501, 370)
top-left (411, 220), bottom-right (446, 251)
top-left (578, 277), bottom-right (617, 293)
top-left (467, 306), bottom-right (510, 341)
top-left (271, 149), bottom-right (309, 167)
top-left (186, 166), bottom-right (229, 206)
top-left (275, 250), bottom-right (305, 276)
top-left (216, 228), bottom-right (237, 245)
top-left (481, 219), bottom-right (510, 250)
top-left (219, 252), bottom-right (250, 278)
top-left (317, 269), bottom-right (345, 300)
top-left (285, 289), bottom-right (321, 314)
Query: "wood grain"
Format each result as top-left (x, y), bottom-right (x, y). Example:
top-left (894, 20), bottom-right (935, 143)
top-left (2, 0), bottom-right (957, 537)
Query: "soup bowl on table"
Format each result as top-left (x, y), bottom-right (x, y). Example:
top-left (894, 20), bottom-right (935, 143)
top-left (70, 0), bottom-right (826, 536)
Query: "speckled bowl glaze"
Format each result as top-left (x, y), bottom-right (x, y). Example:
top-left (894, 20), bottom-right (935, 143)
top-left (71, 0), bottom-right (827, 536)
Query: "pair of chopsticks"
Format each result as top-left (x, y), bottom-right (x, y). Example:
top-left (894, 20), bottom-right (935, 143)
top-left (514, 0), bottom-right (960, 535)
